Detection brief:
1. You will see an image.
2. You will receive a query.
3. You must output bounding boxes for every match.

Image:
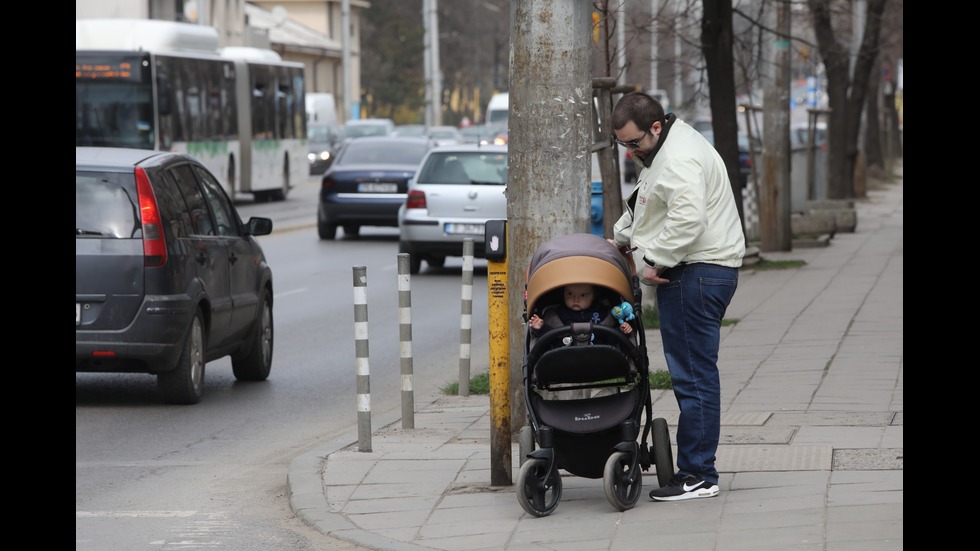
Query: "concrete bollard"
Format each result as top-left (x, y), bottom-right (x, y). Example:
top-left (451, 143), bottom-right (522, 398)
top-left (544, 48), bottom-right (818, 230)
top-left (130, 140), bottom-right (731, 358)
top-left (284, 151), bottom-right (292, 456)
top-left (458, 239), bottom-right (474, 396)
top-left (397, 254), bottom-right (415, 429)
top-left (352, 266), bottom-right (372, 452)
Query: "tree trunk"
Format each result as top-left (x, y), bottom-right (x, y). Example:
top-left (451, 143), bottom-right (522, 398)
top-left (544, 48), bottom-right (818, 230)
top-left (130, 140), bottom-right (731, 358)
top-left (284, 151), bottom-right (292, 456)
top-left (700, 0), bottom-right (743, 229)
top-left (808, 0), bottom-right (888, 199)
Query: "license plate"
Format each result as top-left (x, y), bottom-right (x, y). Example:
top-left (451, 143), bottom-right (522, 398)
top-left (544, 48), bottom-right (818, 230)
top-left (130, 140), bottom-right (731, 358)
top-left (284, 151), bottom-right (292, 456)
top-left (76, 303), bottom-right (81, 325)
top-left (445, 223), bottom-right (484, 235)
top-left (358, 182), bottom-right (397, 193)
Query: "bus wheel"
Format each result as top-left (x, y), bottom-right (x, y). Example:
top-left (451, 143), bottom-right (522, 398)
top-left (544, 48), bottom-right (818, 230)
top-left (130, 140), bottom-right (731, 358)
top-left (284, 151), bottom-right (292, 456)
top-left (271, 158), bottom-right (290, 201)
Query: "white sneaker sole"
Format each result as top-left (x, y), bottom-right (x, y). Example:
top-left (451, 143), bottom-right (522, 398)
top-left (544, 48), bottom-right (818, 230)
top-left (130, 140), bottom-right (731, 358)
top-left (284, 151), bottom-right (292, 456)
top-left (650, 484), bottom-right (719, 502)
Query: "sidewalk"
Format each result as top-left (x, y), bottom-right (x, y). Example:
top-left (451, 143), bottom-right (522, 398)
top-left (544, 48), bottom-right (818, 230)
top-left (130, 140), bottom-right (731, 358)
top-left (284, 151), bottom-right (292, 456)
top-left (289, 165), bottom-right (903, 551)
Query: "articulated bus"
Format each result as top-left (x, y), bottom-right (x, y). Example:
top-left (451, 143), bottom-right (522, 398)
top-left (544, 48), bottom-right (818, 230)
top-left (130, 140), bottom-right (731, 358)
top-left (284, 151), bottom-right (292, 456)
top-left (76, 19), bottom-right (306, 201)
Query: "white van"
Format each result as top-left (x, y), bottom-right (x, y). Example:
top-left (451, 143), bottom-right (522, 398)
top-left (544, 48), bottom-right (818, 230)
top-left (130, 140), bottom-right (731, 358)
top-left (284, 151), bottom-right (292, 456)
top-left (306, 93), bottom-right (338, 126)
top-left (486, 92), bottom-right (509, 125)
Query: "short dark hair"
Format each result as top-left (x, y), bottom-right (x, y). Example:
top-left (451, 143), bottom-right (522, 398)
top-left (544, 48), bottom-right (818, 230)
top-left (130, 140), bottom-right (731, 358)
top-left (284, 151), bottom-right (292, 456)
top-left (612, 91), bottom-right (665, 132)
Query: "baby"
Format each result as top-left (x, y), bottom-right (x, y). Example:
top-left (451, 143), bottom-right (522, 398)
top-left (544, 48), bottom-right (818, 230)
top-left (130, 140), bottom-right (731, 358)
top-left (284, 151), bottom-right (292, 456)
top-left (529, 283), bottom-right (633, 343)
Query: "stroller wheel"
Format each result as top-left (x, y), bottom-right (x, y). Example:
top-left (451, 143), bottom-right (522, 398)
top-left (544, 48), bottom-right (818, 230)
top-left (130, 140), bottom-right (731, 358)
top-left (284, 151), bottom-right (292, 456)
top-left (516, 458), bottom-right (562, 517)
top-left (652, 417), bottom-right (675, 488)
top-left (603, 451), bottom-right (642, 511)
top-left (518, 426), bottom-right (535, 467)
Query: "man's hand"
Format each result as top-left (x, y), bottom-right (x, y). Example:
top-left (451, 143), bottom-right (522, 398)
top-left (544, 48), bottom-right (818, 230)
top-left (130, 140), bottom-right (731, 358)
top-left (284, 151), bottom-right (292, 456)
top-left (640, 264), bottom-right (668, 285)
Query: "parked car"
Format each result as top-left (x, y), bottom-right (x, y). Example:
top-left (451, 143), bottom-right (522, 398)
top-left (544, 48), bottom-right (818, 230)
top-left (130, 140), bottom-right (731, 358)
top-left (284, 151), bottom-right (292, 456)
top-left (76, 147), bottom-right (274, 404)
top-left (343, 118), bottom-right (395, 139)
top-left (308, 122), bottom-right (345, 175)
top-left (426, 125), bottom-right (462, 146)
top-left (318, 136), bottom-right (434, 239)
top-left (398, 144), bottom-right (508, 274)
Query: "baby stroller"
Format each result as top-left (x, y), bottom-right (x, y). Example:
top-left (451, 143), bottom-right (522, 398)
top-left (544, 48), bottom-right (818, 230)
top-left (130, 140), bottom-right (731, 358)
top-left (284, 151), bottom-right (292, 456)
top-left (516, 233), bottom-right (674, 517)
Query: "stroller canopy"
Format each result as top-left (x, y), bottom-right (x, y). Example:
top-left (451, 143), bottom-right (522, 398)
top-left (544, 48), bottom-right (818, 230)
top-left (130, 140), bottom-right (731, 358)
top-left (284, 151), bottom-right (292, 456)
top-left (526, 233), bottom-right (635, 314)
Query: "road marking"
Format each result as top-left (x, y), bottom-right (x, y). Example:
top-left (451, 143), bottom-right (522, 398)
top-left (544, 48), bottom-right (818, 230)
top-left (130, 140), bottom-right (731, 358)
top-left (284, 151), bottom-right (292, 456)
top-left (275, 287), bottom-right (307, 299)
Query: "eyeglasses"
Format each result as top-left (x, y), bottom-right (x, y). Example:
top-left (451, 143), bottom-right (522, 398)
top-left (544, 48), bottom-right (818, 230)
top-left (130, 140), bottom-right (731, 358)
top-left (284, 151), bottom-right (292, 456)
top-left (614, 130), bottom-right (647, 149)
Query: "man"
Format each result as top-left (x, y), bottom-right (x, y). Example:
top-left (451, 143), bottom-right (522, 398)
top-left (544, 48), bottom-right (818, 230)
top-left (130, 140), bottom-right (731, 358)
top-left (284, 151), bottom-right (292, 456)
top-left (611, 91), bottom-right (744, 501)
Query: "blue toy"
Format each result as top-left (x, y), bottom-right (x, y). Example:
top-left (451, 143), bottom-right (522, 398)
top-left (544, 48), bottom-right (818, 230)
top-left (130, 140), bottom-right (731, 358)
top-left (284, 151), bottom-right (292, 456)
top-left (612, 302), bottom-right (634, 324)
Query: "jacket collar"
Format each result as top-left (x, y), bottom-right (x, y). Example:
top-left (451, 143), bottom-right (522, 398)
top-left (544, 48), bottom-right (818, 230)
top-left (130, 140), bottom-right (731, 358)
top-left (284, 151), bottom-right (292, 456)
top-left (638, 112), bottom-right (676, 168)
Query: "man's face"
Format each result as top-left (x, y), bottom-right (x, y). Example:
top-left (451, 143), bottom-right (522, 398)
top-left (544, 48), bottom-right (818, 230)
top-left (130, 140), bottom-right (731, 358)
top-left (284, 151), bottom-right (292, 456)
top-left (615, 120), bottom-right (661, 159)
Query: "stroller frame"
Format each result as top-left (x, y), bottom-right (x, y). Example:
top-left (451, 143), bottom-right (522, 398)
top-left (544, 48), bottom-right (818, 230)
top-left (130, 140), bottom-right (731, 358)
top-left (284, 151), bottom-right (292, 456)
top-left (516, 234), bottom-right (674, 517)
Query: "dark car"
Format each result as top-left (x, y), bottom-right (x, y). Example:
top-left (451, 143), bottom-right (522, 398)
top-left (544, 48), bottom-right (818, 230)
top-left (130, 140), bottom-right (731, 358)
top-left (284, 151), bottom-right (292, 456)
top-left (76, 147), bottom-right (274, 404)
top-left (318, 136), bottom-right (433, 239)
top-left (308, 122), bottom-right (345, 175)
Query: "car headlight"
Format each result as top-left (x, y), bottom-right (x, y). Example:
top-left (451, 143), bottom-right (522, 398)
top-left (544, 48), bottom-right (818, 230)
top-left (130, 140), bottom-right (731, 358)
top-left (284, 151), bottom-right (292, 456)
top-left (309, 150), bottom-right (332, 163)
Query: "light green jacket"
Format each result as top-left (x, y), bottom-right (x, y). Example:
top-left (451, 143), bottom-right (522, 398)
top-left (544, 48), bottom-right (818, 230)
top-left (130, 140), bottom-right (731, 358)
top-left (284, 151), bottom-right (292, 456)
top-left (613, 118), bottom-right (744, 272)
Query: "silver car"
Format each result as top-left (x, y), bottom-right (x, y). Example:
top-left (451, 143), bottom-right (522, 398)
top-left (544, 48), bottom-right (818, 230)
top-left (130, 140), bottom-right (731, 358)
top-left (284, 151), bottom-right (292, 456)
top-left (397, 144), bottom-right (507, 274)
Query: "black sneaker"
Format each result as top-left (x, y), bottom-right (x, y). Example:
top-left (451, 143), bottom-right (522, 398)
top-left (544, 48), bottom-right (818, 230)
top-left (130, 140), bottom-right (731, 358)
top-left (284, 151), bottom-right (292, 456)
top-left (649, 474), bottom-right (719, 501)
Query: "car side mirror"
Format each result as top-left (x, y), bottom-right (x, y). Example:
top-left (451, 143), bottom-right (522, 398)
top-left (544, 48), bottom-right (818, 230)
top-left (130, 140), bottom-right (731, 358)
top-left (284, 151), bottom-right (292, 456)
top-left (244, 217), bottom-right (273, 236)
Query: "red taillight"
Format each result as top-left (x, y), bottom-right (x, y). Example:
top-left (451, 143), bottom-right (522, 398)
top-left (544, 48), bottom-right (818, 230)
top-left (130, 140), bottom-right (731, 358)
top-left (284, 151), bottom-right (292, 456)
top-left (406, 189), bottom-right (427, 209)
top-left (321, 178), bottom-right (334, 189)
top-left (135, 167), bottom-right (167, 267)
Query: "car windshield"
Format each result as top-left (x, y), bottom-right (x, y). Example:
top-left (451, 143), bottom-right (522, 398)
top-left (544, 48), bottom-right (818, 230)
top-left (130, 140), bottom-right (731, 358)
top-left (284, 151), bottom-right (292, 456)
top-left (309, 125), bottom-right (339, 143)
top-left (340, 140), bottom-right (429, 165)
top-left (417, 151), bottom-right (508, 184)
top-left (395, 125), bottom-right (426, 137)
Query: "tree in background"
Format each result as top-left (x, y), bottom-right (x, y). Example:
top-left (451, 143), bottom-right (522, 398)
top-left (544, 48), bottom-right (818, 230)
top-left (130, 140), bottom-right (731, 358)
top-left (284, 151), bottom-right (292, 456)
top-left (862, 0), bottom-right (903, 176)
top-left (700, 0), bottom-right (744, 228)
top-left (360, 0), bottom-right (509, 125)
top-left (807, 0), bottom-right (889, 199)
top-left (359, 1), bottom-right (426, 121)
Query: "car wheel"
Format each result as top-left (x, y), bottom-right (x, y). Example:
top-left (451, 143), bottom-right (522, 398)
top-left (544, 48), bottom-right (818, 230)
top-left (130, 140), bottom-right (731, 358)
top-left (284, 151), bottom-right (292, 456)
top-left (232, 288), bottom-right (273, 381)
top-left (408, 253), bottom-right (421, 275)
top-left (318, 215), bottom-right (338, 240)
top-left (427, 255), bottom-right (446, 268)
top-left (159, 310), bottom-right (206, 405)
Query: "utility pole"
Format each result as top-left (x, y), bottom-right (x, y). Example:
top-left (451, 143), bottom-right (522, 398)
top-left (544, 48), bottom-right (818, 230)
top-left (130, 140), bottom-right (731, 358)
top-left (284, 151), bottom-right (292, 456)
top-left (649, 0), bottom-right (660, 91)
top-left (342, 0), bottom-right (353, 121)
top-left (423, 0), bottom-right (442, 127)
top-left (507, 0), bottom-right (593, 440)
top-left (759, 0), bottom-right (792, 251)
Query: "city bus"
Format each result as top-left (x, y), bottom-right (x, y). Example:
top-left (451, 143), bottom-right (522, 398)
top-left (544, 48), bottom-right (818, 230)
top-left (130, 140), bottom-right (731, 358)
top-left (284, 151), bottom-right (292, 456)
top-left (76, 19), bottom-right (306, 201)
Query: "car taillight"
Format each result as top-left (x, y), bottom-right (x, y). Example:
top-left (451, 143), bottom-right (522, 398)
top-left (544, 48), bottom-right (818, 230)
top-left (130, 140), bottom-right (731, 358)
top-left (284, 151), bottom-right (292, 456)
top-left (321, 178), bottom-right (334, 189)
top-left (405, 189), bottom-right (427, 209)
top-left (135, 167), bottom-right (167, 267)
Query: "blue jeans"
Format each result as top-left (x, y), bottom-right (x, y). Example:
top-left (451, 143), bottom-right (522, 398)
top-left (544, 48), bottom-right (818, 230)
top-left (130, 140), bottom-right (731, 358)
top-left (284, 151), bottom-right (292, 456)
top-left (656, 262), bottom-right (738, 485)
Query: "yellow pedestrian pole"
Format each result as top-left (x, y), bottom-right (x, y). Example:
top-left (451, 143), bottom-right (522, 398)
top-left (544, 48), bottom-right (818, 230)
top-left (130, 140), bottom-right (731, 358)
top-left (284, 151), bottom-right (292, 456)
top-left (485, 220), bottom-right (511, 486)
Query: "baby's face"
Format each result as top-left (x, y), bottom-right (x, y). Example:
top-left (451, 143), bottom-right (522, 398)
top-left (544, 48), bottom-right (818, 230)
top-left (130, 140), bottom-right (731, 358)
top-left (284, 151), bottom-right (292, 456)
top-left (563, 284), bottom-right (595, 311)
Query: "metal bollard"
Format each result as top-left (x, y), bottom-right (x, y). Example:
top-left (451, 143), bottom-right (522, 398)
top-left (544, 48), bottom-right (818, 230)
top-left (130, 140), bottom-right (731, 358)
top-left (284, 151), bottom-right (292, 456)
top-left (397, 254), bottom-right (415, 429)
top-left (458, 239), bottom-right (474, 396)
top-left (352, 266), bottom-right (372, 452)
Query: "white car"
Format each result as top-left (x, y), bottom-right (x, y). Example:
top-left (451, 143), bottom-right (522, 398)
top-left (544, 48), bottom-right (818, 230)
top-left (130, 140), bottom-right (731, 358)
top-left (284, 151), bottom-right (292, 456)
top-left (398, 144), bottom-right (508, 274)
